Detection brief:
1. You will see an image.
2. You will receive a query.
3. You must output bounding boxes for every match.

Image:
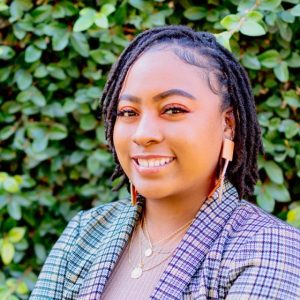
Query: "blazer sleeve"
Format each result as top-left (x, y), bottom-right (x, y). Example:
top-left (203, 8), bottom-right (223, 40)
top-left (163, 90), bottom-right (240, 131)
top-left (226, 225), bottom-right (300, 299)
top-left (29, 211), bottom-right (83, 300)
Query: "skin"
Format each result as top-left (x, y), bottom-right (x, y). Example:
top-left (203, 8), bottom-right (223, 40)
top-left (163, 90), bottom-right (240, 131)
top-left (113, 49), bottom-right (235, 242)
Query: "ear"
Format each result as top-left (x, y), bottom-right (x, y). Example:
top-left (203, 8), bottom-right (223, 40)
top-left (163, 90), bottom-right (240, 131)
top-left (222, 107), bottom-right (235, 140)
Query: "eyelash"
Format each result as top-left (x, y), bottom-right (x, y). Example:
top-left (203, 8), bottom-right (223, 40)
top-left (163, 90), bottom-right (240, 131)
top-left (116, 105), bottom-right (189, 117)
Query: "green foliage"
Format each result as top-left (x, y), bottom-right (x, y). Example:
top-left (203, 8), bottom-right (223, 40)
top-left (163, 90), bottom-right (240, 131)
top-left (0, 0), bottom-right (299, 298)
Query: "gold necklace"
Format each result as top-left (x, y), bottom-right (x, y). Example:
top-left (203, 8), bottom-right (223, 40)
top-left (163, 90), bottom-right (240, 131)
top-left (128, 223), bottom-right (178, 279)
top-left (128, 218), bottom-right (193, 279)
top-left (142, 217), bottom-right (194, 257)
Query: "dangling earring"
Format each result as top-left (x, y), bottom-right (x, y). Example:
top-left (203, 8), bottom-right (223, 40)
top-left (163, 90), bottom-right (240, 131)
top-left (218, 137), bottom-right (235, 202)
top-left (130, 181), bottom-right (138, 206)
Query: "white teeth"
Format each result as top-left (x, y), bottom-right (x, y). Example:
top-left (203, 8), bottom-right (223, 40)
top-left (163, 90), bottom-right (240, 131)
top-left (137, 157), bottom-right (174, 168)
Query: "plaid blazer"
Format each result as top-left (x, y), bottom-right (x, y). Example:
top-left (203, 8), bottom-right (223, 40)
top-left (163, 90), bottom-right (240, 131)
top-left (30, 181), bottom-right (300, 299)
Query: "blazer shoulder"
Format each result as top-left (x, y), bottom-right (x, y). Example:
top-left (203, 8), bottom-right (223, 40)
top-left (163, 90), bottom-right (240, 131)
top-left (224, 199), bottom-right (300, 252)
top-left (79, 198), bottom-right (132, 228)
top-left (229, 199), bottom-right (299, 232)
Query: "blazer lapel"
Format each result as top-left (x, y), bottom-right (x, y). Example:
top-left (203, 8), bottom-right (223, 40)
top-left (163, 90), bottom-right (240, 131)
top-left (150, 181), bottom-right (239, 299)
top-left (78, 199), bottom-right (143, 300)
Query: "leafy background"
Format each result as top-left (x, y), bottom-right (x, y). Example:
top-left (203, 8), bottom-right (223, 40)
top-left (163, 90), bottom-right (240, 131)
top-left (0, 0), bottom-right (299, 298)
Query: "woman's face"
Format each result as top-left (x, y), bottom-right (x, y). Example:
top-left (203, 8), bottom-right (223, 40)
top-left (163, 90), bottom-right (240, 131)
top-left (113, 49), bottom-right (231, 201)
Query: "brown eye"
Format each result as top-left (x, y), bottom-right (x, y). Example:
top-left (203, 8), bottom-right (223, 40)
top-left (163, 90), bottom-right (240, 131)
top-left (163, 106), bottom-right (189, 115)
top-left (116, 109), bottom-right (137, 117)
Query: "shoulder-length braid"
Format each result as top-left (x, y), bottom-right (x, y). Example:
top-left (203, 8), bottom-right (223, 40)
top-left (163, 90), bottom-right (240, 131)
top-left (97, 25), bottom-right (263, 200)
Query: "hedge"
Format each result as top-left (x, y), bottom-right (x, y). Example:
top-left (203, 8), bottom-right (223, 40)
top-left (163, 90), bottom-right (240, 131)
top-left (0, 0), bottom-right (299, 298)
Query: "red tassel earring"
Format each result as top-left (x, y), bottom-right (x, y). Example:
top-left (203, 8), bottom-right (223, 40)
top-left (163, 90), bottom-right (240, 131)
top-left (130, 181), bottom-right (137, 206)
top-left (218, 138), bottom-right (235, 202)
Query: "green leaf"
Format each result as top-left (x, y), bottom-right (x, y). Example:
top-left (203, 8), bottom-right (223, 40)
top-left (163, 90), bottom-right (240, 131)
top-left (73, 8), bottom-right (96, 32)
top-left (14, 69), bottom-right (32, 90)
top-left (290, 4), bottom-right (300, 16)
top-left (246, 11), bottom-right (263, 22)
top-left (265, 95), bottom-right (281, 108)
top-left (287, 207), bottom-right (300, 230)
top-left (31, 5), bottom-right (52, 23)
top-left (0, 46), bottom-right (16, 60)
top-left (287, 53), bottom-right (300, 68)
top-left (184, 7), bottom-right (207, 21)
top-left (3, 177), bottom-right (20, 193)
top-left (238, 0), bottom-right (256, 12)
top-left (80, 115), bottom-right (97, 131)
top-left (70, 32), bottom-right (90, 57)
top-left (220, 14), bottom-right (240, 30)
top-left (9, 0), bottom-right (33, 22)
top-left (257, 189), bottom-right (275, 212)
top-left (264, 161), bottom-right (284, 184)
top-left (48, 124), bottom-right (68, 140)
top-left (279, 119), bottom-right (299, 138)
top-left (0, 67), bottom-right (11, 82)
top-left (215, 31), bottom-right (232, 51)
top-left (280, 11), bottom-right (295, 23)
top-left (94, 12), bottom-right (109, 29)
top-left (101, 4), bottom-right (116, 16)
top-left (259, 0), bottom-right (281, 10)
top-left (8, 227), bottom-right (26, 243)
top-left (0, 125), bottom-right (16, 141)
top-left (265, 183), bottom-right (291, 202)
top-left (241, 53), bottom-right (261, 70)
top-left (16, 281), bottom-right (29, 294)
top-left (47, 65), bottom-right (67, 80)
top-left (258, 50), bottom-right (280, 68)
top-left (69, 151), bottom-right (85, 165)
top-left (1, 240), bottom-right (15, 265)
top-left (240, 21), bottom-right (266, 36)
top-left (90, 49), bottom-right (116, 65)
top-left (128, 0), bottom-right (153, 13)
top-left (282, 90), bottom-right (300, 108)
top-left (24, 45), bottom-right (42, 63)
top-left (32, 136), bottom-right (48, 152)
top-left (34, 64), bottom-right (48, 78)
top-left (17, 86), bottom-right (46, 107)
top-left (0, 4), bottom-right (9, 11)
top-left (274, 61), bottom-right (289, 82)
top-left (34, 243), bottom-right (47, 262)
top-left (52, 30), bottom-right (69, 51)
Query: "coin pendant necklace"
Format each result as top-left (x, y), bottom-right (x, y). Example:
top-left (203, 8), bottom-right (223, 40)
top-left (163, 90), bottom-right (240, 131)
top-left (144, 248), bottom-right (152, 257)
top-left (129, 225), bottom-right (144, 279)
top-left (131, 264), bottom-right (143, 279)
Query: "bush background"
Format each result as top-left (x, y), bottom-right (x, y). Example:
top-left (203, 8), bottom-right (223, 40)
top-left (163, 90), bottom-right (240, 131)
top-left (0, 0), bottom-right (299, 298)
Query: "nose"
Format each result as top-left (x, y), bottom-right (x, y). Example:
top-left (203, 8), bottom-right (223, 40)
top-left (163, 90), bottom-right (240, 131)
top-left (132, 113), bottom-right (164, 146)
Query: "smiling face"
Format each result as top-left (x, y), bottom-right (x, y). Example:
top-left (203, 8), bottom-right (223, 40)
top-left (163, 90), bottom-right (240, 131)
top-left (113, 49), bottom-right (231, 201)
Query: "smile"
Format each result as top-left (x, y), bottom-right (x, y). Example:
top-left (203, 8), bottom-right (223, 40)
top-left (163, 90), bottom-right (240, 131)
top-left (136, 157), bottom-right (175, 167)
top-left (132, 157), bottom-right (175, 175)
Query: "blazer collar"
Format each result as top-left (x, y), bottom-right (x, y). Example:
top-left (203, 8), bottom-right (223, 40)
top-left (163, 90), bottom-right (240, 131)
top-left (150, 180), bottom-right (239, 299)
top-left (78, 181), bottom-right (239, 299)
top-left (78, 199), bottom-right (144, 299)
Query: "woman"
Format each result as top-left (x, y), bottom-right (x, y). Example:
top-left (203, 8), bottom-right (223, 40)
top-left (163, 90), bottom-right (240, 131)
top-left (30, 25), bottom-right (300, 299)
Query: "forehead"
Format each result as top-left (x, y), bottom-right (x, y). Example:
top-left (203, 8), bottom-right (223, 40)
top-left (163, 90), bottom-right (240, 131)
top-left (119, 49), bottom-right (214, 98)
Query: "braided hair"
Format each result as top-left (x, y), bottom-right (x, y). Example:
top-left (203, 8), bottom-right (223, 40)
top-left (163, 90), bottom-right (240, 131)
top-left (97, 25), bottom-right (263, 199)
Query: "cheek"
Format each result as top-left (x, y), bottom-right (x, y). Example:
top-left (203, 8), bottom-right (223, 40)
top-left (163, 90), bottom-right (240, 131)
top-left (113, 124), bottom-right (130, 165)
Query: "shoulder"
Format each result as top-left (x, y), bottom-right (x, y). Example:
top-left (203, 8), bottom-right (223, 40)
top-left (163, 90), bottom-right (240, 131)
top-left (222, 200), bottom-right (300, 298)
top-left (223, 199), bottom-right (300, 270)
top-left (231, 199), bottom-right (300, 237)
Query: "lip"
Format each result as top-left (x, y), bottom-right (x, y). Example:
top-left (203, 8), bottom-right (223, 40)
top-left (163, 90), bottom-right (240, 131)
top-left (132, 157), bottom-right (175, 175)
top-left (131, 154), bottom-right (176, 159)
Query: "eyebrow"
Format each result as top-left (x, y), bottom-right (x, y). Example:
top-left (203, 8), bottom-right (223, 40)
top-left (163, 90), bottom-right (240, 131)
top-left (118, 88), bottom-right (197, 103)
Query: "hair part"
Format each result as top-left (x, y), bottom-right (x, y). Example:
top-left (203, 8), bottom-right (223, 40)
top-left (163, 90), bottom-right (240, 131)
top-left (97, 25), bottom-right (263, 199)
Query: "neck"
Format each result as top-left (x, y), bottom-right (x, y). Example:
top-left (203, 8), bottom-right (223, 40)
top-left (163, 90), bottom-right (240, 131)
top-left (142, 180), bottom-right (214, 243)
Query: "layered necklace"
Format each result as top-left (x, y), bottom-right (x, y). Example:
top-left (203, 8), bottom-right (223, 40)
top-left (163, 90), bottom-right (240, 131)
top-left (128, 216), bottom-right (194, 279)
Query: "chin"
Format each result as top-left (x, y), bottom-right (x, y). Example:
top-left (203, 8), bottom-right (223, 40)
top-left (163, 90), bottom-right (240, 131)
top-left (135, 186), bottom-right (174, 201)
